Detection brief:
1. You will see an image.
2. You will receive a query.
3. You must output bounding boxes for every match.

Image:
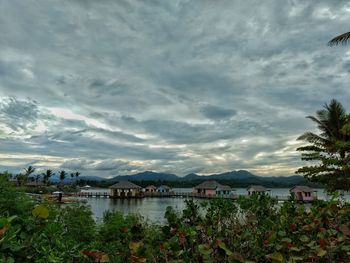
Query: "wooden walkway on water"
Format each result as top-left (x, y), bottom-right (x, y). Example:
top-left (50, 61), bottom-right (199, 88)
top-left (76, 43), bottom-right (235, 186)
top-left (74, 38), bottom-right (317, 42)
top-left (73, 191), bottom-right (291, 201)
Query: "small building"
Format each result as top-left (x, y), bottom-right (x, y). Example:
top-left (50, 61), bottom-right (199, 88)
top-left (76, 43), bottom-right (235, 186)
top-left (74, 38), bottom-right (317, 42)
top-left (109, 181), bottom-right (142, 198)
top-left (25, 181), bottom-right (45, 187)
top-left (81, 185), bottom-right (92, 190)
top-left (216, 184), bottom-right (233, 196)
top-left (247, 185), bottom-right (269, 195)
top-left (157, 185), bottom-right (171, 193)
top-left (144, 185), bottom-right (157, 192)
top-left (290, 186), bottom-right (317, 202)
top-left (193, 180), bottom-right (232, 196)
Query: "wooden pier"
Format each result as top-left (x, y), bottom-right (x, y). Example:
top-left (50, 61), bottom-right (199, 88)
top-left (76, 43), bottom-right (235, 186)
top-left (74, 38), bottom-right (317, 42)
top-left (72, 191), bottom-right (292, 201)
top-left (74, 192), bottom-right (109, 198)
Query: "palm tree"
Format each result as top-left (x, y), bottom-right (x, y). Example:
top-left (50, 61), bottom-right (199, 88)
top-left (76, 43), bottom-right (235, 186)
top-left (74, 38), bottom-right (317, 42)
top-left (70, 173), bottom-right (74, 185)
top-left (24, 166), bottom-right (36, 182)
top-left (298, 99), bottom-right (347, 153)
top-left (75, 171), bottom-right (81, 185)
top-left (35, 174), bottom-right (41, 184)
top-left (297, 99), bottom-right (350, 191)
top-left (329, 32), bottom-right (350, 46)
top-left (42, 170), bottom-right (54, 185)
top-left (24, 166), bottom-right (35, 176)
top-left (59, 170), bottom-right (67, 186)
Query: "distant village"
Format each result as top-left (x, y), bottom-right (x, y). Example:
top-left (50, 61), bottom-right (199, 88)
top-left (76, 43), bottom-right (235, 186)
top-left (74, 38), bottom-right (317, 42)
top-left (95, 180), bottom-right (317, 202)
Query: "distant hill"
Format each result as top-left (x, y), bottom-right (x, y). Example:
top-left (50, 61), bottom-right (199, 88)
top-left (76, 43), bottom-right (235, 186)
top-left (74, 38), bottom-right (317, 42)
top-left (42, 170), bottom-right (308, 187)
top-left (108, 171), bottom-right (179, 183)
top-left (105, 170), bottom-right (308, 187)
top-left (204, 170), bottom-right (257, 181)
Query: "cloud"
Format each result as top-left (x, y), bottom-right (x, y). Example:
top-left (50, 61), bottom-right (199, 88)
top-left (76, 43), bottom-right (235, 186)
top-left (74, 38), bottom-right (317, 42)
top-left (0, 0), bottom-right (349, 177)
top-left (0, 97), bottom-right (39, 132)
top-left (200, 105), bottom-right (236, 120)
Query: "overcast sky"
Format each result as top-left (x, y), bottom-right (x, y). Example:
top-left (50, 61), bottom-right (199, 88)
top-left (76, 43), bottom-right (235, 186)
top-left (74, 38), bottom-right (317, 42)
top-left (0, 0), bottom-right (349, 178)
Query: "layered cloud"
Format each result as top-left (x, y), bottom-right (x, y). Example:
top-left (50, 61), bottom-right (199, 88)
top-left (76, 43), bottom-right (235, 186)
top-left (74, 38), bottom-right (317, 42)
top-left (0, 0), bottom-right (349, 177)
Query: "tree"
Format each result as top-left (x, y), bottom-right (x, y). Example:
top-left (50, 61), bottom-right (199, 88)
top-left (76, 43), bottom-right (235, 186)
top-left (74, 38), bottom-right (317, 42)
top-left (15, 173), bottom-right (27, 186)
top-left (296, 99), bottom-right (350, 192)
top-left (70, 173), bottom-right (74, 184)
top-left (59, 170), bottom-right (67, 186)
top-left (24, 166), bottom-right (36, 177)
top-left (75, 171), bottom-right (81, 185)
top-left (35, 174), bottom-right (41, 184)
top-left (42, 170), bottom-right (54, 185)
top-left (329, 32), bottom-right (350, 46)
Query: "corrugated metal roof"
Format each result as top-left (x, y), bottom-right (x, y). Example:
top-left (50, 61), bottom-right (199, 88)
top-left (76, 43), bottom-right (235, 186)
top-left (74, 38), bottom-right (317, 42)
top-left (217, 184), bottom-right (232, 191)
top-left (247, 185), bottom-right (268, 192)
top-left (194, 180), bottom-right (222, 190)
top-left (290, 185), bottom-right (315, 192)
top-left (158, 185), bottom-right (171, 189)
top-left (109, 181), bottom-right (141, 189)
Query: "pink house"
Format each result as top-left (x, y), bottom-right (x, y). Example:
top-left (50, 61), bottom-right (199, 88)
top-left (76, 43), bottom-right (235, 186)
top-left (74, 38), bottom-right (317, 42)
top-left (193, 181), bottom-right (232, 196)
top-left (290, 186), bottom-right (317, 202)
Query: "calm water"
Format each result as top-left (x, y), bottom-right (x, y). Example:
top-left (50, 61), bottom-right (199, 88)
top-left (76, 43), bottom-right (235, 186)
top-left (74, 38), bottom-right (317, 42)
top-left (80, 188), bottom-right (350, 223)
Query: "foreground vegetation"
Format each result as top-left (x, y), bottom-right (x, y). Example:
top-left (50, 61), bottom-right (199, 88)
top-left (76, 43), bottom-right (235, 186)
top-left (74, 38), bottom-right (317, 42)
top-left (1, 176), bottom-right (350, 262)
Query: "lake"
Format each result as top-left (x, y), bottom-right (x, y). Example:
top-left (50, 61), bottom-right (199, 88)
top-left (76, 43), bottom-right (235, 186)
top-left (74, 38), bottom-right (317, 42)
top-left (80, 188), bottom-right (350, 224)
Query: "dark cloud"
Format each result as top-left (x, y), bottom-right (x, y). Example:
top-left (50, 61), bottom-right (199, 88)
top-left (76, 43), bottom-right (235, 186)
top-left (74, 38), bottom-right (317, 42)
top-left (0, 97), bottom-right (39, 131)
top-left (200, 105), bottom-right (236, 120)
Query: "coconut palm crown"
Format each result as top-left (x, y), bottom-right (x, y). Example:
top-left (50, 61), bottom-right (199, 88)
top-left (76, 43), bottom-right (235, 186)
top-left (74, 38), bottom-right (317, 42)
top-left (329, 31), bottom-right (350, 46)
top-left (296, 99), bottom-right (350, 192)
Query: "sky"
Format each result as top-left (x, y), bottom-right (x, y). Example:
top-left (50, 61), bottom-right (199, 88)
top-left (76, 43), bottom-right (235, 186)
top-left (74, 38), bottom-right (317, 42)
top-left (0, 0), bottom-right (350, 178)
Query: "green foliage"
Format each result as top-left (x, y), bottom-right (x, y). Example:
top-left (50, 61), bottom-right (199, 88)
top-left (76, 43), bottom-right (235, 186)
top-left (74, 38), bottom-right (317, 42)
top-left (1, 181), bottom-right (350, 262)
top-left (297, 99), bottom-right (350, 192)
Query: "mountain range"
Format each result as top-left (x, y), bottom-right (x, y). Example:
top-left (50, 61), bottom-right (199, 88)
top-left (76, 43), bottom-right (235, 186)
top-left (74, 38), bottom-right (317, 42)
top-left (46, 170), bottom-right (309, 186)
top-left (88, 170), bottom-right (308, 186)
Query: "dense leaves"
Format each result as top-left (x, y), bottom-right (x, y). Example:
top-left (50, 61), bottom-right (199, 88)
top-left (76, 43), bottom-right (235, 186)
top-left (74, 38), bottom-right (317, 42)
top-left (297, 99), bottom-right (350, 192)
top-left (1, 175), bottom-right (350, 262)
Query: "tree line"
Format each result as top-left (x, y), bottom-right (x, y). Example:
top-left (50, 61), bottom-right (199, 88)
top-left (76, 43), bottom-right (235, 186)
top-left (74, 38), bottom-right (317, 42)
top-left (6, 166), bottom-right (81, 187)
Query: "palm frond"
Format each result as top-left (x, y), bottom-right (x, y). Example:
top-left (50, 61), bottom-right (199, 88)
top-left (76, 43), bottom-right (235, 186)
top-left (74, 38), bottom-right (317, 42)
top-left (297, 132), bottom-right (328, 145)
top-left (329, 32), bottom-right (350, 46)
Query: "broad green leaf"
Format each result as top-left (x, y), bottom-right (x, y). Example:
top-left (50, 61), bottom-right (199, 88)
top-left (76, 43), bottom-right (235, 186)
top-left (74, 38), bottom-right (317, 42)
top-left (0, 218), bottom-right (7, 228)
top-left (290, 246), bottom-right (301, 252)
top-left (281, 237), bottom-right (292, 243)
top-left (339, 225), bottom-right (350, 236)
top-left (300, 235), bottom-right (309, 242)
top-left (198, 244), bottom-right (212, 256)
top-left (277, 231), bottom-right (286, 237)
top-left (101, 255), bottom-right (110, 262)
top-left (266, 252), bottom-right (284, 262)
top-left (218, 242), bottom-right (233, 256)
top-left (32, 205), bottom-right (49, 219)
top-left (230, 252), bottom-right (244, 263)
top-left (316, 247), bottom-right (327, 257)
top-left (268, 231), bottom-right (277, 242)
top-left (289, 256), bottom-right (303, 261)
top-left (129, 241), bottom-right (143, 253)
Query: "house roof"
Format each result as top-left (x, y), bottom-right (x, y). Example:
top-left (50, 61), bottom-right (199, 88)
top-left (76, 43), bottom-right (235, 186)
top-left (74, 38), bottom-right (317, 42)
top-left (247, 185), bottom-right (268, 192)
top-left (217, 184), bottom-right (232, 191)
top-left (158, 185), bottom-right (171, 189)
top-left (145, 185), bottom-right (157, 189)
top-left (290, 185), bottom-right (315, 193)
top-left (109, 181), bottom-right (141, 189)
top-left (194, 180), bottom-right (223, 190)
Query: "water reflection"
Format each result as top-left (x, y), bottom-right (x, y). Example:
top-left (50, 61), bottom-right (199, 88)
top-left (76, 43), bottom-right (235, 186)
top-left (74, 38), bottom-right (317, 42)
top-left (82, 187), bottom-right (350, 224)
top-left (85, 197), bottom-right (190, 224)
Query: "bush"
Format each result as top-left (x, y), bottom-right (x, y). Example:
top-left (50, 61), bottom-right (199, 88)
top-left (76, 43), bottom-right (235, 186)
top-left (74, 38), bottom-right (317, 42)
top-left (1, 181), bottom-right (350, 262)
